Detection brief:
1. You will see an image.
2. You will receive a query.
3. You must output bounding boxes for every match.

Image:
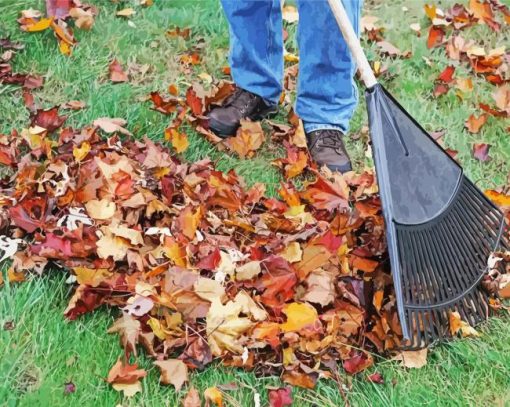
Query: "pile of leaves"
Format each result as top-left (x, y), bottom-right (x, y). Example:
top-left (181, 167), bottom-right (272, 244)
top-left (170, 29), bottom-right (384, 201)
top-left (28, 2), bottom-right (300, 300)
top-left (1, 94), bottom-right (509, 399)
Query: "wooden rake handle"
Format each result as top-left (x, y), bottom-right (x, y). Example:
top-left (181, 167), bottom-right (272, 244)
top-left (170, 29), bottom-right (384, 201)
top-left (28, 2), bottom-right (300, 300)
top-left (327, 0), bottom-right (378, 89)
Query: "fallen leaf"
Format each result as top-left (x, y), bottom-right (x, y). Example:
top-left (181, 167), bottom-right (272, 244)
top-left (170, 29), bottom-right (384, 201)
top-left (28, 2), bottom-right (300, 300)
top-left (449, 311), bottom-right (480, 337)
top-left (183, 387), bottom-right (201, 407)
top-left (473, 143), bottom-right (491, 161)
top-left (116, 8), bottom-right (135, 18)
top-left (465, 113), bottom-right (488, 134)
top-left (393, 349), bottom-right (428, 368)
top-left (154, 359), bottom-right (188, 391)
top-left (109, 59), bottom-right (128, 83)
top-left (268, 387), bottom-right (292, 407)
top-left (280, 302), bottom-right (318, 332)
top-left (204, 386), bottom-right (223, 407)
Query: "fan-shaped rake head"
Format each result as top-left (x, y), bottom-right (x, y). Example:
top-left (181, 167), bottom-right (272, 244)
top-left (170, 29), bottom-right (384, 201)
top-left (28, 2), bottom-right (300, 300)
top-left (366, 84), bottom-right (506, 347)
top-left (395, 177), bottom-right (506, 348)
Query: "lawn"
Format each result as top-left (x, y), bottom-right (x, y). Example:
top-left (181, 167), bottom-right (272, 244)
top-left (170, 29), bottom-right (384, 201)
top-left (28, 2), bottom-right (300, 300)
top-left (0, 0), bottom-right (509, 406)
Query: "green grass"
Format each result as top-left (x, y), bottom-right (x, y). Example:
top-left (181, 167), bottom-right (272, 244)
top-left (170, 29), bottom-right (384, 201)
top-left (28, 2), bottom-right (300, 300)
top-left (1, 0), bottom-right (509, 405)
top-left (1, 274), bottom-right (509, 407)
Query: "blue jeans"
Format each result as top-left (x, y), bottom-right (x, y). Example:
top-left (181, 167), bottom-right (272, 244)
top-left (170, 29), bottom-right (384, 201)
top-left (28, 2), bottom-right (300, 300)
top-left (219, 0), bottom-right (362, 134)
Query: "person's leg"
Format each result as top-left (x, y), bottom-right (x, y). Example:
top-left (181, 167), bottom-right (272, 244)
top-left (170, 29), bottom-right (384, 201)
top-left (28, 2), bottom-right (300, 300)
top-left (219, 0), bottom-right (284, 104)
top-left (295, 0), bottom-right (362, 134)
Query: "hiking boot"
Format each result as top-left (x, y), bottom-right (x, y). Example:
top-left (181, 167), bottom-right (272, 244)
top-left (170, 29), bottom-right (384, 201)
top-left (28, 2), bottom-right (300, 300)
top-left (207, 87), bottom-right (278, 137)
top-left (306, 129), bottom-right (352, 173)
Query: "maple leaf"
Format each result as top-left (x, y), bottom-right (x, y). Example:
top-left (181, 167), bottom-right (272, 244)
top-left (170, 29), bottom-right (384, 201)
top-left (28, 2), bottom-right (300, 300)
top-left (108, 315), bottom-right (141, 356)
top-left (46, 0), bottom-right (72, 19)
top-left (449, 311), bottom-right (480, 337)
top-left (183, 387), bottom-right (201, 407)
top-left (268, 387), bottom-right (292, 407)
top-left (393, 349), bottom-right (428, 368)
top-left (206, 298), bottom-right (254, 356)
top-left (300, 174), bottom-right (349, 212)
top-left (225, 120), bottom-right (265, 158)
top-left (465, 113), bottom-right (488, 133)
top-left (154, 359), bottom-right (188, 391)
top-left (109, 59), bottom-right (128, 83)
top-left (107, 359), bottom-right (146, 397)
top-left (280, 302), bottom-right (318, 332)
top-left (473, 143), bottom-right (491, 162)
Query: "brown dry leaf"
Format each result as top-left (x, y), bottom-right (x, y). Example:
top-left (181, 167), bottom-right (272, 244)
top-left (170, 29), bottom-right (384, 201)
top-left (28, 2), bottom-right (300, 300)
top-left (109, 59), bottom-right (128, 83)
top-left (493, 84), bottom-right (510, 113)
top-left (302, 269), bottom-right (335, 306)
top-left (154, 359), bottom-right (188, 391)
top-left (473, 143), bottom-right (491, 162)
top-left (465, 113), bottom-right (488, 134)
top-left (183, 387), bottom-right (201, 407)
top-left (93, 117), bottom-right (132, 136)
top-left (107, 315), bottom-right (141, 355)
top-left (393, 349), bottom-right (428, 368)
top-left (62, 100), bottom-right (86, 110)
top-left (107, 358), bottom-right (146, 397)
top-left (116, 8), bottom-right (135, 18)
top-left (225, 120), bottom-right (264, 158)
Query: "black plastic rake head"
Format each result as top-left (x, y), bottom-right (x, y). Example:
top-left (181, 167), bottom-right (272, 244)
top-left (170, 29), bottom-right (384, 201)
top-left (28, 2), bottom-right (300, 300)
top-left (326, 0), bottom-right (506, 348)
top-left (367, 85), bottom-right (506, 348)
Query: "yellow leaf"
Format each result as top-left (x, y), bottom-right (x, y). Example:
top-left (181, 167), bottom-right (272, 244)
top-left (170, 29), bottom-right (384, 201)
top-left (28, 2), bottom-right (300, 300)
top-left (96, 230), bottom-right (130, 261)
top-left (147, 317), bottom-right (167, 340)
top-left (204, 387), bottom-right (223, 407)
top-left (163, 240), bottom-right (187, 267)
top-left (206, 298), bottom-right (254, 356)
top-left (280, 302), bottom-right (318, 332)
top-left (280, 242), bottom-right (303, 263)
top-left (85, 199), bottom-right (116, 220)
top-left (73, 141), bottom-right (91, 162)
top-left (165, 128), bottom-right (189, 153)
top-left (25, 17), bottom-right (53, 32)
top-left (449, 311), bottom-right (480, 338)
top-left (73, 267), bottom-right (112, 287)
top-left (58, 39), bottom-right (72, 56)
top-left (283, 347), bottom-right (297, 366)
top-left (284, 50), bottom-right (299, 63)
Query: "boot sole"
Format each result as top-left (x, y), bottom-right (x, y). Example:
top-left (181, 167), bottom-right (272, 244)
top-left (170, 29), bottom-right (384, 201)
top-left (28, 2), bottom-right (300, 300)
top-left (209, 106), bottom-right (279, 138)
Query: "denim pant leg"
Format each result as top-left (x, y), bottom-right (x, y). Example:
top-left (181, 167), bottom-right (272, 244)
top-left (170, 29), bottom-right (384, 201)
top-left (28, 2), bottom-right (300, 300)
top-left (219, 0), bottom-right (283, 104)
top-left (295, 0), bottom-right (363, 134)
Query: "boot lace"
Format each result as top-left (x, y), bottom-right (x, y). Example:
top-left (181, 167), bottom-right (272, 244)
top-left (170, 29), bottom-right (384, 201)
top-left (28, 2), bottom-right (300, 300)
top-left (224, 88), bottom-right (258, 115)
top-left (319, 131), bottom-right (345, 153)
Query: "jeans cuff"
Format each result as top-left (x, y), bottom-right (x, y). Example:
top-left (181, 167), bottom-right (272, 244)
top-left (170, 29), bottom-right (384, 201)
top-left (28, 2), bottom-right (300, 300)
top-left (303, 123), bottom-right (346, 134)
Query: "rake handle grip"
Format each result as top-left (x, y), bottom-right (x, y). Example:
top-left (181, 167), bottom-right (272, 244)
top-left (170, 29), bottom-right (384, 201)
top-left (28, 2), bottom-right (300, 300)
top-left (327, 0), bottom-right (378, 89)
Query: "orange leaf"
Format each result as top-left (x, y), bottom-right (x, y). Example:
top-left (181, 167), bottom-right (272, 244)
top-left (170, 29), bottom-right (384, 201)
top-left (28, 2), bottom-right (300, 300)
top-left (465, 113), bottom-right (488, 134)
top-left (24, 17), bottom-right (53, 32)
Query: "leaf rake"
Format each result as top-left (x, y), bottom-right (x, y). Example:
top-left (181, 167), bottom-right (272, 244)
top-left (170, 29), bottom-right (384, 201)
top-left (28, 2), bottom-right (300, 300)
top-left (328, 0), bottom-right (507, 347)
